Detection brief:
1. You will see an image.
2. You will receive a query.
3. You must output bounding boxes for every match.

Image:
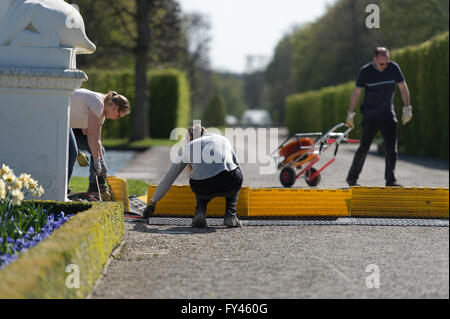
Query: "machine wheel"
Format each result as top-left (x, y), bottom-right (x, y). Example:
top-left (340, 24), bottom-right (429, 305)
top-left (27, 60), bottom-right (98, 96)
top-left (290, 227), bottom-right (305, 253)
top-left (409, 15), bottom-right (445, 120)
top-left (305, 167), bottom-right (321, 187)
top-left (280, 167), bottom-right (296, 187)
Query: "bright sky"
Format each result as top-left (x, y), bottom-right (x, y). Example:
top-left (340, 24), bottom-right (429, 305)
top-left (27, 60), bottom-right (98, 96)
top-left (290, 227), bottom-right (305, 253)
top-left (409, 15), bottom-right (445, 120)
top-left (178, 0), bottom-right (334, 73)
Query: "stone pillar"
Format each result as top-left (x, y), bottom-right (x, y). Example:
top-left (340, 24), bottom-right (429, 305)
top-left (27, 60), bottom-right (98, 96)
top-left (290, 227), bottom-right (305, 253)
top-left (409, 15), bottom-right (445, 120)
top-left (0, 47), bottom-right (87, 201)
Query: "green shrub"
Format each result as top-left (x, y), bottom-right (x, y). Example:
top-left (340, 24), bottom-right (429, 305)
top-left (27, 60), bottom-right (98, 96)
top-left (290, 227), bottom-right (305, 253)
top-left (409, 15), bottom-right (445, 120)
top-left (148, 69), bottom-right (191, 138)
top-left (392, 32), bottom-right (449, 158)
top-left (202, 92), bottom-right (227, 127)
top-left (285, 32), bottom-right (449, 158)
top-left (286, 82), bottom-right (360, 138)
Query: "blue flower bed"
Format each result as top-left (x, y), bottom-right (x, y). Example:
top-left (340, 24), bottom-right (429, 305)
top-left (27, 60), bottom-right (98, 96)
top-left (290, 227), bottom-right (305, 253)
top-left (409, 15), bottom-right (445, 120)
top-left (1, 164), bottom-right (76, 270)
top-left (0, 210), bottom-right (73, 270)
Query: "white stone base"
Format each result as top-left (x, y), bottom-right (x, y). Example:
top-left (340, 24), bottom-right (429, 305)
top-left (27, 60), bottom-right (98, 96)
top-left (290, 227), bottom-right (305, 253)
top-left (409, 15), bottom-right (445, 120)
top-left (0, 88), bottom-right (73, 201)
top-left (0, 47), bottom-right (87, 201)
top-left (0, 47), bottom-right (76, 69)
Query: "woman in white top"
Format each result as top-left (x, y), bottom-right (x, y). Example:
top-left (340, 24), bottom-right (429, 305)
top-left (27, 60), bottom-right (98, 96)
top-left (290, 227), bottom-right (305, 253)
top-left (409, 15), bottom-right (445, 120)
top-left (68, 88), bottom-right (130, 195)
top-left (143, 124), bottom-right (244, 228)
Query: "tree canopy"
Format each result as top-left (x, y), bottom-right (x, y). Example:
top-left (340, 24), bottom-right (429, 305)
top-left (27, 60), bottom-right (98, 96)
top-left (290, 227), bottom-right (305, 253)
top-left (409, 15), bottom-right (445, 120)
top-left (264, 0), bottom-right (449, 123)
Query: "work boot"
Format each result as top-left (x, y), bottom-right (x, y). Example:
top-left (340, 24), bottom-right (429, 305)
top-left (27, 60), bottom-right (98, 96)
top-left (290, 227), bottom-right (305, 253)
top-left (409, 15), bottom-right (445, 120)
top-left (224, 215), bottom-right (242, 228)
top-left (191, 211), bottom-right (207, 228)
top-left (346, 178), bottom-right (360, 187)
top-left (386, 181), bottom-right (403, 187)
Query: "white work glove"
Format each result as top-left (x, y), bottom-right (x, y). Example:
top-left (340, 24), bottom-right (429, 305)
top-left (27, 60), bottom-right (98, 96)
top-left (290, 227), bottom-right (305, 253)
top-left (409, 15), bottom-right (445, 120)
top-left (93, 158), bottom-right (107, 176)
top-left (402, 105), bottom-right (412, 125)
top-left (345, 111), bottom-right (356, 128)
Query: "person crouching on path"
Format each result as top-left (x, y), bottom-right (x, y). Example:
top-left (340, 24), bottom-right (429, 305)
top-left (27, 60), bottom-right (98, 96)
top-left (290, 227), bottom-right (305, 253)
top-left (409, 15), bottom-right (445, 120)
top-left (68, 88), bottom-right (130, 197)
top-left (143, 124), bottom-right (244, 228)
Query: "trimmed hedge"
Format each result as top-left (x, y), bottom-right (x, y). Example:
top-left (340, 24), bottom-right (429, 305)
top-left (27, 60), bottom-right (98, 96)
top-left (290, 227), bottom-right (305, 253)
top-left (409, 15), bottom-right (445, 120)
top-left (286, 82), bottom-right (362, 138)
top-left (82, 69), bottom-right (191, 139)
top-left (0, 201), bottom-right (124, 299)
top-left (285, 32), bottom-right (449, 159)
top-left (202, 92), bottom-right (227, 127)
top-left (148, 70), bottom-right (191, 138)
top-left (392, 32), bottom-right (449, 158)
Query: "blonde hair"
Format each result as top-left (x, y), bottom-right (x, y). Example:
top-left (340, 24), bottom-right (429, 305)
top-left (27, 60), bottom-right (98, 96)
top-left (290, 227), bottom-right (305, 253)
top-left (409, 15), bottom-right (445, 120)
top-left (186, 124), bottom-right (207, 173)
top-left (187, 124), bottom-right (206, 141)
top-left (104, 91), bottom-right (131, 114)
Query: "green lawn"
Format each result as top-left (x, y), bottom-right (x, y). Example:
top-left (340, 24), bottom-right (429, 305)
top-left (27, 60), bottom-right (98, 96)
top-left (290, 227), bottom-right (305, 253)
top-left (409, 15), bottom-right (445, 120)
top-left (69, 177), bottom-right (149, 196)
top-left (102, 138), bottom-right (178, 149)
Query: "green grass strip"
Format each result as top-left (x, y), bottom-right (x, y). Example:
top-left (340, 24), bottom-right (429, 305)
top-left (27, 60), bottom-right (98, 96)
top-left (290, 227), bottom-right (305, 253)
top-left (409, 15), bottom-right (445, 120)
top-left (102, 138), bottom-right (177, 149)
top-left (69, 177), bottom-right (149, 196)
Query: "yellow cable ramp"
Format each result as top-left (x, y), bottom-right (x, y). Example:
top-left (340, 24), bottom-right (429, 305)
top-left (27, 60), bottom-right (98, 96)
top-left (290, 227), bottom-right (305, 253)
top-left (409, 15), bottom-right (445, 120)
top-left (105, 177), bottom-right (448, 218)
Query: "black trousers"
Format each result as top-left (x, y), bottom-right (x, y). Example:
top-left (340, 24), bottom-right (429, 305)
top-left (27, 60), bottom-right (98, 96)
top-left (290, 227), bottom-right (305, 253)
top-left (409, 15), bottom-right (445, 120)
top-left (189, 168), bottom-right (243, 217)
top-left (347, 117), bottom-right (398, 183)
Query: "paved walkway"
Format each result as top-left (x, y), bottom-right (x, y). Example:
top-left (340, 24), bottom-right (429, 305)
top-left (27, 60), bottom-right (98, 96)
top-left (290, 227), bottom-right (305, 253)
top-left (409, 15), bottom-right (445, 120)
top-left (90, 129), bottom-right (449, 299)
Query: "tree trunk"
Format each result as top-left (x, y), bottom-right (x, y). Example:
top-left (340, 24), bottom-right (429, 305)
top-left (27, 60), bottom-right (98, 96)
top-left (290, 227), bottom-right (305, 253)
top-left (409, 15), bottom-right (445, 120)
top-left (130, 0), bottom-right (151, 141)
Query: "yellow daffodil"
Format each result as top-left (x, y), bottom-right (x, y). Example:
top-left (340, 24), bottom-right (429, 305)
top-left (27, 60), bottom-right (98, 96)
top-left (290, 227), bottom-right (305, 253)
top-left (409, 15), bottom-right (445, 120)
top-left (0, 164), bottom-right (13, 177)
top-left (11, 188), bottom-right (24, 206)
top-left (18, 173), bottom-right (32, 188)
top-left (27, 178), bottom-right (39, 191)
top-left (12, 178), bottom-right (23, 190)
top-left (0, 165), bottom-right (44, 205)
top-left (0, 180), bottom-right (6, 200)
top-left (32, 185), bottom-right (44, 198)
top-left (2, 173), bottom-right (17, 191)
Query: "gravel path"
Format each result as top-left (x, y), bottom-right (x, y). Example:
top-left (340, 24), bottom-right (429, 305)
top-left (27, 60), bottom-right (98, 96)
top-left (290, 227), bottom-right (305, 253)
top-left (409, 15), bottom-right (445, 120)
top-left (90, 222), bottom-right (448, 299)
top-left (90, 127), bottom-right (449, 299)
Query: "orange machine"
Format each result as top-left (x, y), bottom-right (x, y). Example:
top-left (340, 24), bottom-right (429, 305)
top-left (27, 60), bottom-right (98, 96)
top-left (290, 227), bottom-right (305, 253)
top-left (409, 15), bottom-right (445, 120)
top-left (272, 123), bottom-right (359, 187)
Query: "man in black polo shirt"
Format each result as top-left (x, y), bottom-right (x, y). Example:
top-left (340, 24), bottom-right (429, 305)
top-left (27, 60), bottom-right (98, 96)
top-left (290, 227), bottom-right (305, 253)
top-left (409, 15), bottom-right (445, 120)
top-left (345, 47), bottom-right (412, 187)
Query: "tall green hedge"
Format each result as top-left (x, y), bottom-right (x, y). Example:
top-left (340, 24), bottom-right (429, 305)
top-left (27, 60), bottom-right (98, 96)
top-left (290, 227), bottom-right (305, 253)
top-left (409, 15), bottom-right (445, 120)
top-left (202, 92), bottom-right (227, 126)
top-left (286, 82), bottom-right (362, 137)
top-left (392, 32), bottom-right (449, 158)
top-left (81, 69), bottom-right (190, 139)
top-left (148, 70), bottom-right (191, 138)
top-left (285, 32), bottom-right (449, 159)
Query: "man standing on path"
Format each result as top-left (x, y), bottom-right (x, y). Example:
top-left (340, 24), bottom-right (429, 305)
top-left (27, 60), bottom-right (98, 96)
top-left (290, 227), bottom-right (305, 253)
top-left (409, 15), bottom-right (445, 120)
top-left (345, 47), bottom-right (412, 187)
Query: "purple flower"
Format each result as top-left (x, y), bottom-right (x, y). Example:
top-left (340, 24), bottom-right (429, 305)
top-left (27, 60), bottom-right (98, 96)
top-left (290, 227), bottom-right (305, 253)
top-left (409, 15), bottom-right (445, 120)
top-left (0, 209), bottom-right (74, 269)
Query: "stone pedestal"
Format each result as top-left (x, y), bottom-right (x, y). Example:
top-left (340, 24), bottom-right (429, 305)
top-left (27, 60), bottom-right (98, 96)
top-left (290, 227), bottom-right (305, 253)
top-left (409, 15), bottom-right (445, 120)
top-left (0, 46), bottom-right (87, 201)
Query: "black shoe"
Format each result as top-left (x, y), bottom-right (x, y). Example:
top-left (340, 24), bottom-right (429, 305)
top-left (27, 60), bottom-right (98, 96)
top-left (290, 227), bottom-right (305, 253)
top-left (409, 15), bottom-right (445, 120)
top-left (191, 212), bottom-right (207, 228)
top-left (386, 181), bottom-right (403, 187)
top-left (143, 206), bottom-right (154, 219)
top-left (224, 215), bottom-right (242, 228)
top-left (346, 178), bottom-right (360, 187)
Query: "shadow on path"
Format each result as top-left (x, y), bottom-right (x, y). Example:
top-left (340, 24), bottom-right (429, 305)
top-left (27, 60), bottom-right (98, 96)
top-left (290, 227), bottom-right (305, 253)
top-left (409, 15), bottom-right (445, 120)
top-left (132, 223), bottom-right (217, 234)
top-left (396, 153), bottom-right (449, 170)
top-left (341, 146), bottom-right (448, 171)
